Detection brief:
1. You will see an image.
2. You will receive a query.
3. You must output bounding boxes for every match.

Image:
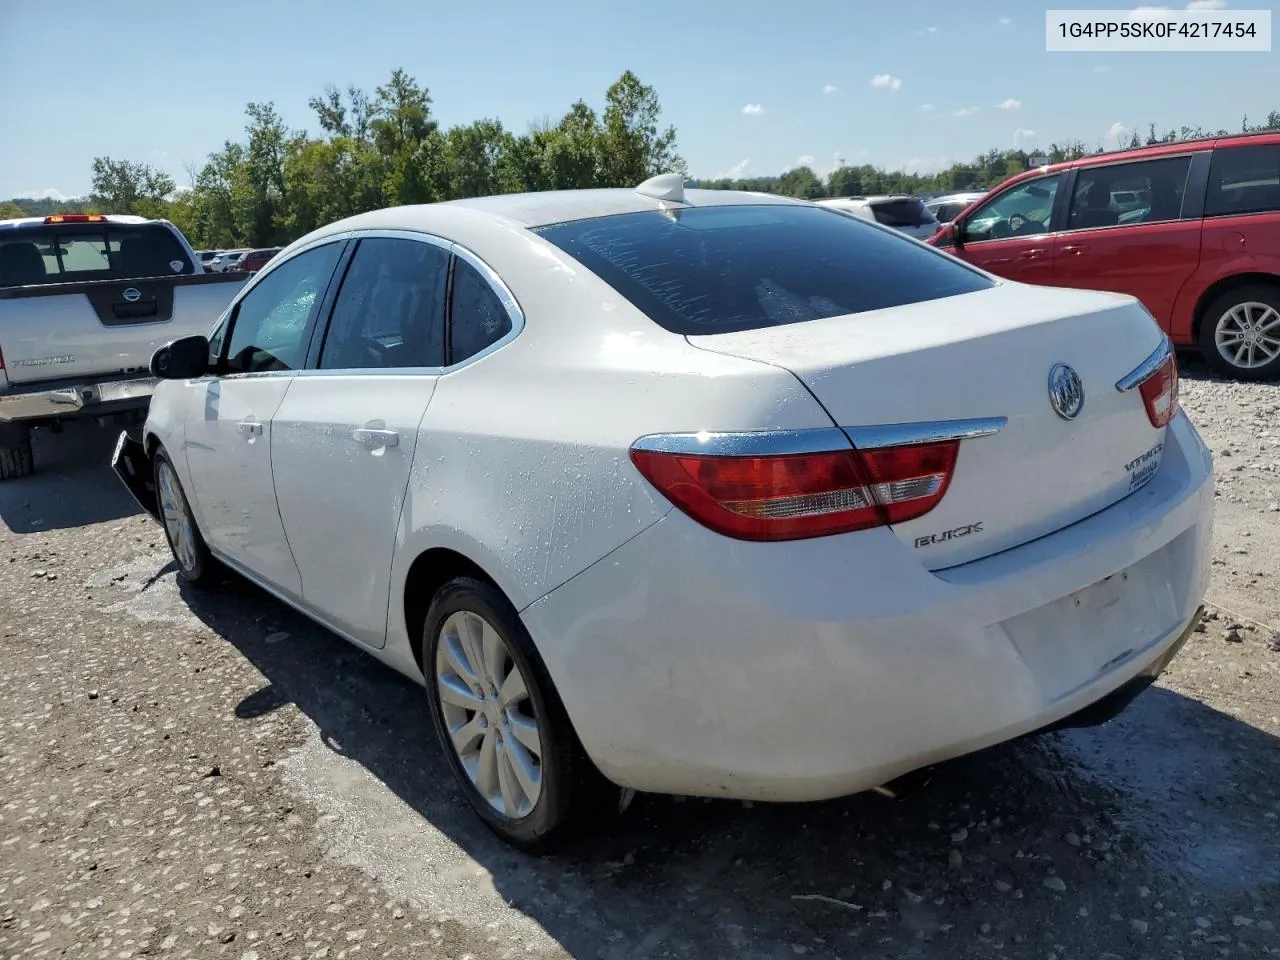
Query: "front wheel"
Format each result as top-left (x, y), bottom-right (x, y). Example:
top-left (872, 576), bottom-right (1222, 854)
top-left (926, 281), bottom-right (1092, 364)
top-left (422, 576), bottom-right (624, 850)
top-left (1198, 284), bottom-right (1280, 380)
top-left (153, 447), bottom-right (216, 585)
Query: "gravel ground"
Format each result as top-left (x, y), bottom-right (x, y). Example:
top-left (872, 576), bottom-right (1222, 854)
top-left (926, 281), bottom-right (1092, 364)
top-left (1, 360), bottom-right (1278, 960)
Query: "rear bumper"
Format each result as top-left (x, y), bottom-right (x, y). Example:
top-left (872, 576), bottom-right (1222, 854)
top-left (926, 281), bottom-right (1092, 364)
top-left (0, 375), bottom-right (156, 424)
top-left (111, 430), bottom-right (159, 521)
top-left (522, 412), bottom-right (1215, 801)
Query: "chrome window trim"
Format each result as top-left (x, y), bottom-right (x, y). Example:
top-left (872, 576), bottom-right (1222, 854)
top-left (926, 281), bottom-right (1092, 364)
top-left (289, 227), bottom-right (526, 379)
top-left (843, 417), bottom-right (1008, 450)
top-left (632, 417), bottom-right (1008, 457)
top-left (1115, 336), bottom-right (1174, 392)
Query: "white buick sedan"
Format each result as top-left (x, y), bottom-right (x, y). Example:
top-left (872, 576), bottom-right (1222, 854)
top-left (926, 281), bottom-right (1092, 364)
top-left (113, 175), bottom-right (1212, 849)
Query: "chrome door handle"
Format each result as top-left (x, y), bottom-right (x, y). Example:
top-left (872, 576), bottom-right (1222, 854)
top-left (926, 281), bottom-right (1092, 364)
top-left (1061, 244), bottom-right (1089, 255)
top-left (353, 428), bottom-right (400, 449)
top-left (236, 420), bottom-right (263, 438)
top-left (1017, 248), bottom-right (1047, 260)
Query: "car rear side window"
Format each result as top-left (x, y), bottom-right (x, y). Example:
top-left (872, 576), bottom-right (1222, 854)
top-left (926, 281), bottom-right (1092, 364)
top-left (319, 237), bottom-right (450, 370)
top-left (0, 222), bottom-right (193, 288)
top-left (532, 205), bottom-right (993, 335)
top-left (449, 257), bottom-right (513, 364)
top-left (1206, 144), bottom-right (1280, 218)
top-left (224, 242), bottom-right (343, 374)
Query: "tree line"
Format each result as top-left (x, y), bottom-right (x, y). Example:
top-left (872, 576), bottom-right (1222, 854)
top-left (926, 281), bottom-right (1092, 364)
top-left (2, 77), bottom-right (1276, 247)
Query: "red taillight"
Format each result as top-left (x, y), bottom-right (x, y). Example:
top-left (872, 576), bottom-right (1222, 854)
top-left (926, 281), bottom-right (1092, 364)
top-left (1137, 352), bottom-right (1179, 428)
top-left (44, 214), bottom-right (106, 224)
top-left (630, 440), bottom-right (958, 542)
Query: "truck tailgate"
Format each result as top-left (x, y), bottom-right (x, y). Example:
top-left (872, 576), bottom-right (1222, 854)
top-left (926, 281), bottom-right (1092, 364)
top-left (0, 273), bottom-right (246, 384)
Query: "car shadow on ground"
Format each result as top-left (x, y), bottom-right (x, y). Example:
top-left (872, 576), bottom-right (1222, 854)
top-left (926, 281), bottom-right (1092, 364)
top-left (177, 570), bottom-right (1280, 959)
top-left (0, 421), bottom-right (140, 534)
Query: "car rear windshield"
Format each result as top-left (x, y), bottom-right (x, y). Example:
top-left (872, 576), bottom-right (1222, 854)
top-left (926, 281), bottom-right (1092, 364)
top-left (0, 222), bottom-right (194, 287)
top-left (868, 198), bottom-right (937, 227)
top-left (531, 204), bottom-right (992, 335)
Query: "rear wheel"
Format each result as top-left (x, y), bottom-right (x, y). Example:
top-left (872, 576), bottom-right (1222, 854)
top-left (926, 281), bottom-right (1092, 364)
top-left (154, 447), bottom-right (215, 585)
top-left (422, 576), bottom-right (624, 850)
top-left (1198, 284), bottom-right (1280, 380)
top-left (0, 431), bottom-right (34, 481)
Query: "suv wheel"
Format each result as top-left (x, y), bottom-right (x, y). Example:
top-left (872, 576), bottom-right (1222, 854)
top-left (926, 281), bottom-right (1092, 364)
top-left (0, 431), bottom-right (34, 481)
top-left (1198, 284), bottom-right (1280, 380)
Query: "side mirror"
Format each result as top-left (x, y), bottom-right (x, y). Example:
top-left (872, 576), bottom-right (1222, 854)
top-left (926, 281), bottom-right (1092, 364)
top-left (937, 221), bottom-right (961, 248)
top-left (151, 335), bottom-right (211, 380)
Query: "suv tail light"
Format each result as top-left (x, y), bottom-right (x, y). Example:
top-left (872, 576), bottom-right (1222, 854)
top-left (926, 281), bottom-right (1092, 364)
top-left (1117, 337), bottom-right (1179, 429)
top-left (630, 437), bottom-right (959, 542)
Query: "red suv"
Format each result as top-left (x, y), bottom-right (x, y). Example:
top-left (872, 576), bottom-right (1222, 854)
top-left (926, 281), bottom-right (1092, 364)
top-left (931, 132), bottom-right (1280, 379)
top-left (237, 248), bottom-right (282, 273)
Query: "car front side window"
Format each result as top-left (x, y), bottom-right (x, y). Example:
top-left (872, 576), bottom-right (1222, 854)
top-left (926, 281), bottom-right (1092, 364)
top-left (962, 174), bottom-right (1064, 243)
top-left (222, 242), bottom-right (343, 374)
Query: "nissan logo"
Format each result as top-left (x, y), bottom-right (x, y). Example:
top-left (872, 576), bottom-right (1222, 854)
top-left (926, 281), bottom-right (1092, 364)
top-left (1048, 363), bottom-right (1085, 420)
top-left (122, 287), bottom-right (142, 303)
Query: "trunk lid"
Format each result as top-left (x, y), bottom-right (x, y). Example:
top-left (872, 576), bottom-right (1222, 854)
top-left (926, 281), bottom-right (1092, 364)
top-left (688, 283), bottom-right (1172, 569)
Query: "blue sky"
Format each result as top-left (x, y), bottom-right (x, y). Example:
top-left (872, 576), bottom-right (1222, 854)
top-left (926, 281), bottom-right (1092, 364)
top-left (0, 0), bottom-right (1275, 198)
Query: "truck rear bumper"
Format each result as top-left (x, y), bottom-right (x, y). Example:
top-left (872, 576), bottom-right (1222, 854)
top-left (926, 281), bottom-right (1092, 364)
top-left (0, 376), bottom-right (156, 424)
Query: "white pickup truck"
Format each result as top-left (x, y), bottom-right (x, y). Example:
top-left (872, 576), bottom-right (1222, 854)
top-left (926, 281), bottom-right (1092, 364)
top-left (0, 214), bottom-right (249, 479)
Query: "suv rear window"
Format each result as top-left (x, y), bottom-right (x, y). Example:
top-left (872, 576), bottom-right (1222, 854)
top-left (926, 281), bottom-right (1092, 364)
top-left (0, 222), bottom-right (194, 288)
top-left (1206, 143), bottom-right (1280, 218)
top-left (868, 198), bottom-right (937, 227)
top-left (532, 204), bottom-right (993, 335)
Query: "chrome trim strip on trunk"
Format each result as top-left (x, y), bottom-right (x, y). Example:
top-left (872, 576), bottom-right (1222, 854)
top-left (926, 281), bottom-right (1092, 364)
top-left (632, 417), bottom-right (1008, 458)
top-left (631, 427), bottom-right (852, 457)
top-left (842, 417), bottom-right (1008, 450)
top-left (1115, 336), bottom-right (1174, 393)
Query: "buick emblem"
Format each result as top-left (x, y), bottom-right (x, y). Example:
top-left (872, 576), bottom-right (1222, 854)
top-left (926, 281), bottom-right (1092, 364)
top-left (1048, 363), bottom-right (1085, 420)
top-left (122, 287), bottom-right (142, 303)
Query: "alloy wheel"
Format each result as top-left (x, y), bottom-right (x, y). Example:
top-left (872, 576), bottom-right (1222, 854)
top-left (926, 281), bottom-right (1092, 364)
top-left (1215, 301), bottom-right (1280, 370)
top-left (434, 610), bottom-right (544, 818)
top-left (156, 459), bottom-right (198, 574)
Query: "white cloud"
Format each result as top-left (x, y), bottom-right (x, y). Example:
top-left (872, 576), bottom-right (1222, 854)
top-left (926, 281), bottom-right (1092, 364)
top-left (796, 155), bottom-right (815, 166)
top-left (1104, 121), bottom-right (1133, 148)
top-left (997, 98), bottom-right (1022, 110)
top-left (870, 74), bottom-right (902, 91)
top-left (822, 84), bottom-right (838, 94)
top-left (902, 157), bottom-right (953, 176)
top-left (928, 25), bottom-right (938, 33)
top-left (1186, 0), bottom-right (1226, 8)
top-left (998, 16), bottom-right (1012, 24)
top-left (1013, 127), bottom-right (1038, 147)
top-left (919, 103), bottom-right (936, 113)
top-left (954, 106), bottom-right (981, 117)
top-left (1130, 6), bottom-right (1172, 19)
top-left (13, 188), bottom-right (74, 201)
top-left (741, 103), bottom-right (765, 115)
top-left (716, 159), bottom-right (750, 179)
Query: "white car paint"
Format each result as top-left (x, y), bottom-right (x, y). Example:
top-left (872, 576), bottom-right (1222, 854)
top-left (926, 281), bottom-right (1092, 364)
top-left (137, 183), bottom-right (1212, 808)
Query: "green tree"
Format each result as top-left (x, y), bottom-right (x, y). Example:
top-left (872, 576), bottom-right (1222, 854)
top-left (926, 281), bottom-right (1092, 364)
top-left (776, 166), bottom-right (825, 199)
top-left (0, 201), bottom-right (27, 219)
top-left (827, 166), bottom-right (863, 197)
top-left (598, 71), bottom-right (683, 186)
top-left (89, 157), bottom-right (175, 216)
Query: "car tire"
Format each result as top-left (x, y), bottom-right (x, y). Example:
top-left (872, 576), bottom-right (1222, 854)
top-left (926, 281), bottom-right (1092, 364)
top-left (153, 447), bottom-right (215, 586)
top-left (1198, 284), bottom-right (1280, 381)
top-left (0, 433), bottom-right (34, 481)
top-left (422, 576), bottom-right (624, 850)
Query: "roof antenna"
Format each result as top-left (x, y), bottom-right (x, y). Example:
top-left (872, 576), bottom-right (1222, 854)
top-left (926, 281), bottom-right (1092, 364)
top-left (635, 173), bottom-right (686, 203)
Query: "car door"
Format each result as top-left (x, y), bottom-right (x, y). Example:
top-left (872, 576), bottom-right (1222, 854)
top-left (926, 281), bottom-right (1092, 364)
top-left (1049, 152), bottom-right (1205, 328)
top-left (945, 172), bottom-right (1066, 284)
top-left (182, 240), bottom-right (345, 598)
top-left (270, 235), bottom-right (452, 649)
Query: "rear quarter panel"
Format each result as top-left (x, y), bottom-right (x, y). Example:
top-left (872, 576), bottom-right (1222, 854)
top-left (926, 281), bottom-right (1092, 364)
top-left (1169, 214), bottom-right (1280, 343)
